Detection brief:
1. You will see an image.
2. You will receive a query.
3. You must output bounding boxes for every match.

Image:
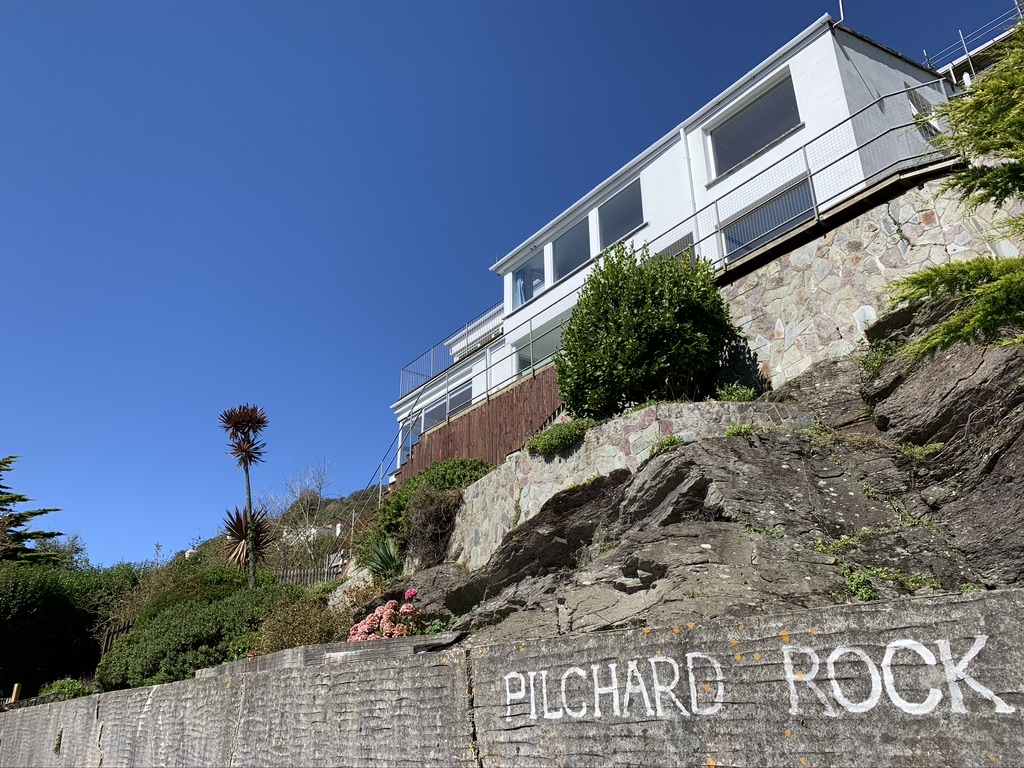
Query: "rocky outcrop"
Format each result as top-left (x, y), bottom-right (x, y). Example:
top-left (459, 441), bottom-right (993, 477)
top-left (399, 320), bottom-right (1024, 647)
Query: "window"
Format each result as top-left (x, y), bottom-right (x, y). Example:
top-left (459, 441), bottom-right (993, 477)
top-left (447, 382), bottom-right (473, 417)
top-left (656, 232), bottom-right (694, 262)
top-left (516, 318), bottom-right (564, 376)
top-left (422, 400), bottom-right (447, 432)
top-left (906, 82), bottom-right (941, 141)
top-left (400, 381), bottom-right (475, 464)
top-left (721, 177), bottom-right (814, 261)
top-left (553, 217), bottom-right (591, 281)
top-left (711, 75), bottom-right (801, 176)
top-left (599, 179), bottom-right (644, 249)
top-left (513, 250), bottom-right (545, 309)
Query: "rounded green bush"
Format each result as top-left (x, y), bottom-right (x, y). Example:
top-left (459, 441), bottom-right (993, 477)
top-left (555, 243), bottom-right (738, 420)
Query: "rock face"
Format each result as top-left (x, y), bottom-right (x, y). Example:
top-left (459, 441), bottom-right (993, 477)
top-left (399, 323), bottom-right (1024, 648)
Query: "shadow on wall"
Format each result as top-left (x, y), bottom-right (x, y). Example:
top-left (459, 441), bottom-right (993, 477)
top-left (718, 337), bottom-right (771, 396)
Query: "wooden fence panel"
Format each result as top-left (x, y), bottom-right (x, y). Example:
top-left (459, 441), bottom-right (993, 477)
top-left (397, 364), bottom-right (562, 483)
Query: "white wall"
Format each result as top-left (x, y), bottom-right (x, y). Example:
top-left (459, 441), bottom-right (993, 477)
top-left (683, 29), bottom-right (848, 265)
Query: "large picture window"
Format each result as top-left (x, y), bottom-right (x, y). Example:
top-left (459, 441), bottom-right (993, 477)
top-left (553, 218), bottom-right (591, 281)
top-left (599, 179), bottom-right (644, 250)
top-left (711, 75), bottom-right (801, 177)
top-left (513, 251), bottom-right (546, 309)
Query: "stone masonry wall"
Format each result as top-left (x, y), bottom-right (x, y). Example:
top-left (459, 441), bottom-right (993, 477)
top-left (4, 590), bottom-right (1024, 766)
top-left (447, 402), bottom-right (814, 572)
top-left (724, 180), bottom-right (1023, 385)
top-left (447, 181), bottom-right (1022, 575)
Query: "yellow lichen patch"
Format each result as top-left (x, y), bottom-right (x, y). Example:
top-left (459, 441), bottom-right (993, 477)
top-left (481, 648), bottom-right (488, 656)
top-left (810, 627), bottom-right (819, 635)
top-left (644, 627), bottom-right (651, 635)
top-left (688, 622), bottom-right (696, 631)
top-left (796, 671), bottom-right (805, 682)
top-left (989, 756), bottom-right (998, 764)
top-left (673, 626), bottom-right (681, 635)
top-left (735, 653), bottom-right (742, 663)
top-left (730, 639), bottom-right (739, 647)
top-left (656, 650), bottom-right (664, 657)
top-left (801, 759), bottom-right (808, 766)
top-left (519, 647), bottom-right (525, 654)
top-left (785, 729), bottom-right (793, 739)
top-left (704, 684), bottom-right (711, 694)
top-left (738, 625), bottom-right (745, 631)
top-left (780, 630), bottom-right (791, 644)
top-left (417, 701), bottom-right (422, 708)
top-left (572, 652), bottom-right (580, 659)
top-left (707, 759), bottom-right (716, 768)
top-left (754, 652), bottom-right (762, 662)
top-left (442, 657), bottom-right (448, 665)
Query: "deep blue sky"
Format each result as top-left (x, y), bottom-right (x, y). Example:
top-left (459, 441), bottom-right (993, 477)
top-left (2, 1), bottom-right (1016, 566)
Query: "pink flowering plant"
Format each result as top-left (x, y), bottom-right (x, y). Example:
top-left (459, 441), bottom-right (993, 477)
top-left (349, 589), bottom-right (425, 642)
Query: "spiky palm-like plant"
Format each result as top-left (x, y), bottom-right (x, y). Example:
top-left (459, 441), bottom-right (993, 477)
top-left (222, 506), bottom-right (273, 571)
top-left (219, 404), bottom-right (269, 587)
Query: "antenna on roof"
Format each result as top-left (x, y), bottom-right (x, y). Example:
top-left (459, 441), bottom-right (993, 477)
top-left (837, 0), bottom-right (846, 26)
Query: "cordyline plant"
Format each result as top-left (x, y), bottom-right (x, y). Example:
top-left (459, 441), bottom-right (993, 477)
top-left (219, 403), bottom-right (269, 588)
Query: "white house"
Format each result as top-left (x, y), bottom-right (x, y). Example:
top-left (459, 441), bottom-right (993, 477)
top-left (391, 14), bottom-right (957, 471)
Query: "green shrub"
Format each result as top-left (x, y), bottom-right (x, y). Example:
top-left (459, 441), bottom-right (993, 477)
top-left (724, 424), bottom-right (758, 438)
top-left (251, 595), bottom-right (351, 655)
top-left (307, 579), bottom-right (345, 604)
top-left (814, 526), bottom-right (887, 556)
top-left (354, 458), bottom-right (492, 568)
top-left (525, 419), bottom-right (597, 457)
top-left (649, 435), bottom-right (685, 459)
top-left (714, 383), bottom-right (757, 402)
top-left (95, 582), bottom-right (296, 690)
top-left (898, 442), bottom-right (945, 460)
top-left (555, 243), bottom-right (739, 419)
top-left (744, 524), bottom-right (783, 539)
top-left (859, 339), bottom-right (900, 374)
top-left (405, 486), bottom-right (463, 567)
top-left (39, 677), bottom-right (92, 700)
top-left (0, 563), bottom-right (139, 697)
top-left (889, 257), bottom-right (1024, 361)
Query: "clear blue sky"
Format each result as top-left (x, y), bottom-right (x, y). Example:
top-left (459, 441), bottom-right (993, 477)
top-left (2, 1), bottom-right (1016, 566)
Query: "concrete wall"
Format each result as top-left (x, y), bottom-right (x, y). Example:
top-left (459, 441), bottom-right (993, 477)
top-left (4, 590), bottom-right (1024, 766)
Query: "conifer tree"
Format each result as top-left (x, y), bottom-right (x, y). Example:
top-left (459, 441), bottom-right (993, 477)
top-left (929, 28), bottom-right (1024, 237)
top-left (0, 456), bottom-right (62, 564)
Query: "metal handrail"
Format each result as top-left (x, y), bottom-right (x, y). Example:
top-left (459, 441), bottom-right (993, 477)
top-left (923, 4), bottom-right (1022, 72)
top-left (399, 301), bottom-right (503, 398)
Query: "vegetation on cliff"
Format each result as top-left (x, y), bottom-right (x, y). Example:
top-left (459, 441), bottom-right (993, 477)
top-left (928, 27), bottom-right (1024, 238)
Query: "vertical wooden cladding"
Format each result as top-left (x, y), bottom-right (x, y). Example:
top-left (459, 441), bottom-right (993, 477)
top-left (397, 365), bottom-right (562, 484)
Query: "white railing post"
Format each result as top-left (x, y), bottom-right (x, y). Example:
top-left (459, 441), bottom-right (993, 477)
top-left (802, 145), bottom-right (820, 220)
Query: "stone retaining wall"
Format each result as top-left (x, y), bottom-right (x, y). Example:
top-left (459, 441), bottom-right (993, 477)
top-left (3, 590), bottom-right (1024, 766)
top-left (724, 180), bottom-right (1023, 385)
top-left (448, 402), bottom-right (814, 571)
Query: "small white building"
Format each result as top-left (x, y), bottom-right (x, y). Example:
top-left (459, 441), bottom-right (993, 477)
top-left (391, 14), bottom-right (955, 471)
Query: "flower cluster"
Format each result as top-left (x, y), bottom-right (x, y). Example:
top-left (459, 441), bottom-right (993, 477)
top-left (349, 589), bottom-right (424, 642)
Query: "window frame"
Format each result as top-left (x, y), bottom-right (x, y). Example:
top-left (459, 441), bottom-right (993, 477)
top-left (552, 217), bottom-right (592, 282)
top-left (599, 178), bottom-right (645, 251)
top-left (707, 71), bottom-right (802, 180)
